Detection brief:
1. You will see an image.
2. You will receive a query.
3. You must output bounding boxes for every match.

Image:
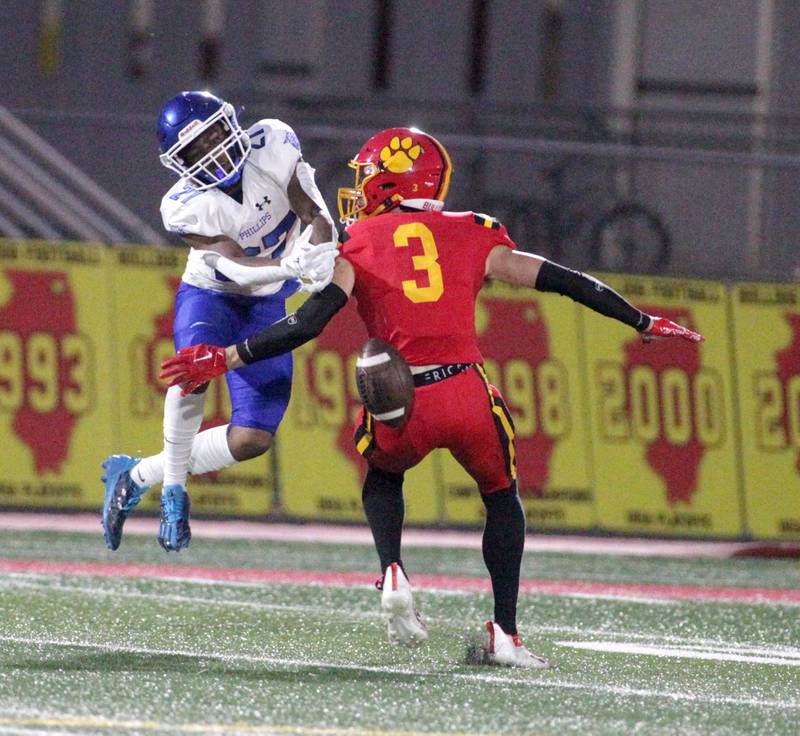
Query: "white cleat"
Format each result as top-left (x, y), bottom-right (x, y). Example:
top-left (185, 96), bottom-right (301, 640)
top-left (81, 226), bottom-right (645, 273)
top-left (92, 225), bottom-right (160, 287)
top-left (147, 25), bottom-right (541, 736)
top-left (483, 621), bottom-right (550, 668)
top-left (380, 562), bottom-right (428, 646)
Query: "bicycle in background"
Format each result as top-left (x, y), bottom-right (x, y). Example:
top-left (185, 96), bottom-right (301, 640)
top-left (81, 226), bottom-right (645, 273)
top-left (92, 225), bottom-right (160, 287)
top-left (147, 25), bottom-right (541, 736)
top-left (481, 153), bottom-right (671, 275)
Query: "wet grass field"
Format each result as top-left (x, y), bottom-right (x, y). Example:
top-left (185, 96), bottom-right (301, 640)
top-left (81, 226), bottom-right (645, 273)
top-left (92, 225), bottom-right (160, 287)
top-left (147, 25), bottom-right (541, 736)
top-left (0, 529), bottom-right (798, 735)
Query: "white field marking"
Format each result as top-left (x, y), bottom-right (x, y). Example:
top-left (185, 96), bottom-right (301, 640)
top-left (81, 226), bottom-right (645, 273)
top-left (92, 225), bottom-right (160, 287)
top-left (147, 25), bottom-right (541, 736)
top-left (1, 511), bottom-right (788, 558)
top-left (0, 569), bottom-right (383, 594)
top-left (7, 573), bottom-right (796, 656)
top-left (399, 584), bottom-right (800, 608)
top-left (408, 585), bottom-right (681, 606)
top-left (3, 569), bottom-right (481, 605)
top-left (0, 714), bottom-right (495, 736)
top-left (401, 585), bottom-right (685, 608)
top-left (0, 575), bottom-right (666, 646)
top-left (0, 727), bottom-right (60, 736)
top-left (0, 575), bottom-right (481, 631)
top-left (556, 640), bottom-right (800, 667)
top-left (1, 634), bottom-right (798, 710)
top-left (558, 592), bottom-right (674, 605)
top-left (6, 562), bottom-right (800, 608)
top-left (0, 574), bottom-right (688, 637)
top-left (537, 624), bottom-right (800, 657)
top-left (0, 576), bottom-right (382, 621)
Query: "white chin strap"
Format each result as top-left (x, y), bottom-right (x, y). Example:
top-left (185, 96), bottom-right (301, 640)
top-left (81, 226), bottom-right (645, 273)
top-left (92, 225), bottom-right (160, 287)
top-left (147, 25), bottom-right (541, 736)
top-left (399, 199), bottom-right (445, 212)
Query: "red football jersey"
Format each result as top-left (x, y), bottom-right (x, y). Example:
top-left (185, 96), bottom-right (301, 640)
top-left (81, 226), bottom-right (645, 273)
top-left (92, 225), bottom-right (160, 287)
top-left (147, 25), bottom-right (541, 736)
top-left (340, 209), bottom-right (516, 365)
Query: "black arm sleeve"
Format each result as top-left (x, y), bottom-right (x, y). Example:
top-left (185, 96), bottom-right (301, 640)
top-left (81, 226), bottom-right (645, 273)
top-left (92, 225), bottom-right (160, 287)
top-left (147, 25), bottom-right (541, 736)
top-left (535, 260), bottom-right (650, 331)
top-left (236, 283), bottom-right (349, 364)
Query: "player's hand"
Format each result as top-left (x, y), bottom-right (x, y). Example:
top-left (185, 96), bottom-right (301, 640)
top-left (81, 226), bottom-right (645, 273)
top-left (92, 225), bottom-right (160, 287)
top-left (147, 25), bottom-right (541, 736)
top-left (643, 316), bottom-right (705, 343)
top-left (300, 240), bottom-right (337, 291)
top-left (300, 267), bottom-right (335, 293)
top-left (283, 240), bottom-right (337, 280)
top-left (159, 344), bottom-right (229, 395)
top-left (300, 240), bottom-right (338, 281)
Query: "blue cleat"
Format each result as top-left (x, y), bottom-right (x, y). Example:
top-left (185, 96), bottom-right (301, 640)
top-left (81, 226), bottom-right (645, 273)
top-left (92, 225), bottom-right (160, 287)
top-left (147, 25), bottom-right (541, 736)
top-left (101, 454), bottom-right (149, 551)
top-left (159, 484), bottom-right (192, 552)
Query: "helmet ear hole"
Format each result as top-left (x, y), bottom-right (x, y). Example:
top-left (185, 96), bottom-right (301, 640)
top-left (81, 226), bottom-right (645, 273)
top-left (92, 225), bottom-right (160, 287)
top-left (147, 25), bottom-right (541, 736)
top-left (379, 182), bottom-right (396, 191)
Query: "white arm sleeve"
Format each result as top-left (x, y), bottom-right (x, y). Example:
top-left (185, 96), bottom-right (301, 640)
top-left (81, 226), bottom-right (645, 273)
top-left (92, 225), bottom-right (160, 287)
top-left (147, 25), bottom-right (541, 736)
top-left (199, 251), bottom-right (292, 287)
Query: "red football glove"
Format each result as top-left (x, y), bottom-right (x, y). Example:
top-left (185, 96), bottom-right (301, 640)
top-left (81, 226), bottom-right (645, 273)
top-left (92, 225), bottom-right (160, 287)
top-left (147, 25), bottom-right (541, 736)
top-left (643, 316), bottom-right (705, 344)
top-left (159, 344), bottom-right (229, 395)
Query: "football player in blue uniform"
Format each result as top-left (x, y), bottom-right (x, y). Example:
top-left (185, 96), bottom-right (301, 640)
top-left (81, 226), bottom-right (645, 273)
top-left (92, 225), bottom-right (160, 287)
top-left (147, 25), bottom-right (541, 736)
top-left (101, 91), bottom-right (337, 552)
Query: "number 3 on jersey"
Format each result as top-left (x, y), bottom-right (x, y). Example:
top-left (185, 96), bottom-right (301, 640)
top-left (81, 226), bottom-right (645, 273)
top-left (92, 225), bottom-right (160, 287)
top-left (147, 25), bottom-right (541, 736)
top-left (393, 223), bottom-right (444, 303)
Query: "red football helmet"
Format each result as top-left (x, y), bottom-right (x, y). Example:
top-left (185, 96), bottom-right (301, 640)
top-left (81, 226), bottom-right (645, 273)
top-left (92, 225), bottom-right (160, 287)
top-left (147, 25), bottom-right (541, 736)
top-left (337, 127), bottom-right (453, 223)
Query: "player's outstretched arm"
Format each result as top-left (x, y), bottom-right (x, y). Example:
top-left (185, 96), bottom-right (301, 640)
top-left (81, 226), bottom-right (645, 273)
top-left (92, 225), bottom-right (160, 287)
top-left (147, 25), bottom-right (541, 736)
top-left (160, 259), bottom-right (355, 394)
top-left (485, 247), bottom-right (704, 343)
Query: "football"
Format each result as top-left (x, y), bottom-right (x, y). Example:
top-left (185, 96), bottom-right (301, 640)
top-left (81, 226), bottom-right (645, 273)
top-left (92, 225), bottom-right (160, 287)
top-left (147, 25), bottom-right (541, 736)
top-left (355, 338), bottom-right (415, 428)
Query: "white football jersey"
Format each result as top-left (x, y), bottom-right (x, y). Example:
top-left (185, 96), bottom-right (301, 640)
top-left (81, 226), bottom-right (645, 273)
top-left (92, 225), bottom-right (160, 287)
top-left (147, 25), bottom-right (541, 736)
top-left (160, 118), bottom-right (305, 297)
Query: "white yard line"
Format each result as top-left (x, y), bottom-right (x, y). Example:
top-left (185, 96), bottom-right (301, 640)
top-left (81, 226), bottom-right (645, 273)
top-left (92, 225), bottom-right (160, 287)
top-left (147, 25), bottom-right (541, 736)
top-left (556, 640), bottom-right (800, 667)
top-left (0, 713), bottom-right (489, 736)
top-left (0, 576), bottom-right (382, 620)
top-left (0, 574), bottom-right (677, 614)
top-left (557, 591), bottom-right (674, 605)
top-left (11, 574), bottom-right (800, 666)
top-left (0, 727), bottom-right (66, 736)
top-left (1, 512), bottom-right (793, 559)
top-left (539, 624), bottom-right (800, 657)
top-left (1, 634), bottom-right (798, 710)
top-left (0, 576), bottom-right (671, 632)
top-left (5, 574), bottom-right (798, 653)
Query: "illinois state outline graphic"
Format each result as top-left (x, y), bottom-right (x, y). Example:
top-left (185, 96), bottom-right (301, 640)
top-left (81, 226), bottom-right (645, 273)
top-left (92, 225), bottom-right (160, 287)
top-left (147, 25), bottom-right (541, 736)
top-left (0, 270), bottom-right (80, 474)
top-left (623, 306), bottom-right (704, 505)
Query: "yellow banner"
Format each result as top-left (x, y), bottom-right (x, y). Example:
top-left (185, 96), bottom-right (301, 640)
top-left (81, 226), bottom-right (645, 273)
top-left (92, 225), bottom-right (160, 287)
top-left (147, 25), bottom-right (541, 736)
top-left (278, 295), bottom-right (440, 523)
top-left (584, 275), bottom-right (741, 536)
top-left (109, 245), bottom-right (273, 517)
top-left (441, 281), bottom-right (595, 529)
top-left (732, 283), bottom-right (800, 538)
top-left (5, 239), bottom-right (797, 541)
top-left (0, 240), bottom-right (115, 509)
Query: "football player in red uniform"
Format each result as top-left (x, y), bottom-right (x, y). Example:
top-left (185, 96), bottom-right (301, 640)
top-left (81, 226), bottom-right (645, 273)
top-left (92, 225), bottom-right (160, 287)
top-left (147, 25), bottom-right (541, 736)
top-left (161, 127), bottom-right (703, 667)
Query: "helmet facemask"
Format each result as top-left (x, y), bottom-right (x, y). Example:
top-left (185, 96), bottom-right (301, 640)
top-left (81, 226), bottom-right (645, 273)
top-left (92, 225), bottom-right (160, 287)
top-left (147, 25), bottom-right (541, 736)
top-left (159, 102), bottom-right (250, 191)
top-left (337, 161), bottom-right (381, 224)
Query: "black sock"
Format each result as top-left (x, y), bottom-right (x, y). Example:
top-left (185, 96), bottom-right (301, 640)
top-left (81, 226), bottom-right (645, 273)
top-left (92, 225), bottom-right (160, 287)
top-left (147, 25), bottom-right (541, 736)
top-left (481, 485), bottom-right (525, 636)
top-left (362, 466), bottom-right (405, 574)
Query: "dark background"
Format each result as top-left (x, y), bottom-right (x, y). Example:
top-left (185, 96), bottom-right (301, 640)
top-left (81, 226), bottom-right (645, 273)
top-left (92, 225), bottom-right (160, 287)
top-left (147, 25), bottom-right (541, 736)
top-left (3, 0), bottom-right (800, 280)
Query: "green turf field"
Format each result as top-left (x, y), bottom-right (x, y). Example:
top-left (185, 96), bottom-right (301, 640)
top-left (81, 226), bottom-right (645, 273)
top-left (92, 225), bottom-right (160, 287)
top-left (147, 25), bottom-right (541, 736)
top-left (0, 529), bottom-right (798, 735)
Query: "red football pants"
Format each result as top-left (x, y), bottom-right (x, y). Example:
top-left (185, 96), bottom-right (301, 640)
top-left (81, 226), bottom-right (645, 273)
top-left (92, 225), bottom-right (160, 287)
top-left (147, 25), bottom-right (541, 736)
top-left (354, 365), bottom-right (516, 494)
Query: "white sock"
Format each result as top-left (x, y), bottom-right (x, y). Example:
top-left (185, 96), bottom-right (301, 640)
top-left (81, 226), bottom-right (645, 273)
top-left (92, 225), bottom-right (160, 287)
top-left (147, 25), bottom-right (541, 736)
top-left (162, 386), bottom-right (206, 489)
top-left (185, 424), bottom-right (237, 475)
top-left (131, 424), bottom-right (238, 489)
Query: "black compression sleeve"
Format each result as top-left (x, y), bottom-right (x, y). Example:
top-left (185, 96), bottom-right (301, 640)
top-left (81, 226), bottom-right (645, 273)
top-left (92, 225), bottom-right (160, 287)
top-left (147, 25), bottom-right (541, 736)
top-left (236, 283), bottom-right (349, 364)
top-left (535, 260), bottom-right (650, 331)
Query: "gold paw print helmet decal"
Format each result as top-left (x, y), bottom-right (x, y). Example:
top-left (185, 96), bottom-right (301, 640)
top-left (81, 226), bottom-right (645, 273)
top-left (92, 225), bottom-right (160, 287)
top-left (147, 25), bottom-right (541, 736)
top-left (380, 136), bottom-right (422, 174)
top-left (338, 127), bottom-right (452, 224)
